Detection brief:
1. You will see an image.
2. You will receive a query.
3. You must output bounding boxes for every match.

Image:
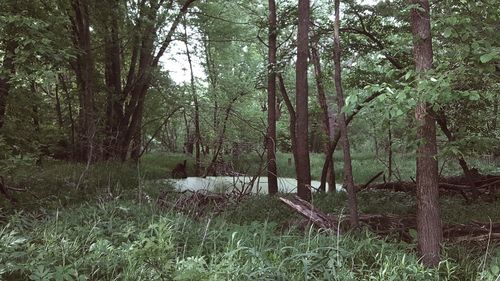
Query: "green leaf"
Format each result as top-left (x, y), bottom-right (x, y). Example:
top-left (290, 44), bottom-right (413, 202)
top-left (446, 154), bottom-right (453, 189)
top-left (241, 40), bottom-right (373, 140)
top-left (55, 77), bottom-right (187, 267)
top-left (491, 265), bottom-right (499, 275)
top-left (443, 28), bottom-right (452, 38)
top-left (480, 53), bottom-right (495, 63)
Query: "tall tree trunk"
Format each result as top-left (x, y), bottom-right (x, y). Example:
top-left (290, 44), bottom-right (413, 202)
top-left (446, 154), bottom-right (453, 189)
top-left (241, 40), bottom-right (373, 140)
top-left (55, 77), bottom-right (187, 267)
top-left (277, 74), bottom-right (298, 169)
top-left (333, 0), bottom-right (359, 228)
top-left (70, 0), bottom-right (96, 162)
top-left (114, 0), bottom-right (197, 161)
top-left (54, 85), bottom-right (64, 129)
top-left (59, 74), bottom-right (77, 159)
top-left (311, 40), bottom-right (336, 193)
top-left (295, 0), bottom-right (312, 201)
top-left (387, 114), bottom-right (393, 182)
top-left (326, 102), bottom-right (337, 192)
top-left (410, 0), bottom-right (442, 267)
top-left (267, 0), bottom-right (278, 195)
top-left (0, 29), bottom-right (17, 131)
top-left (104, 2), bottom-right (123, 159)
top-left (183, 19), bottom-right (201, 176)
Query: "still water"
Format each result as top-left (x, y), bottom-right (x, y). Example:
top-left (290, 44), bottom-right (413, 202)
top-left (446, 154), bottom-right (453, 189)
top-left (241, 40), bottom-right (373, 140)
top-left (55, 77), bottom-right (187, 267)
top-left (168, 176), bottom-right (344, 194)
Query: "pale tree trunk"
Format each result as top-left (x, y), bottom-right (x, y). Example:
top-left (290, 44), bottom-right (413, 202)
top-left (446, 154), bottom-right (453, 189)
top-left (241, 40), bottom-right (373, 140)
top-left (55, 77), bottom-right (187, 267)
top-left (295, 0), bottom-right (312, 201)
top-left (183, 19), bottom-right (201, 176)
top-left (333, 0), bottom-right (359, 228)
top-left (410, 0), bottom-right (442, 267)
top-left (267, 0), bottom-right (278, 195)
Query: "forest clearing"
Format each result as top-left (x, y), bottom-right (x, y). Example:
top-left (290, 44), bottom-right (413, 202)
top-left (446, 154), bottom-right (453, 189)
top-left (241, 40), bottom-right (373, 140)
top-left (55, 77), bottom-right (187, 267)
top-left (1, 0), bottom-right (499, 280)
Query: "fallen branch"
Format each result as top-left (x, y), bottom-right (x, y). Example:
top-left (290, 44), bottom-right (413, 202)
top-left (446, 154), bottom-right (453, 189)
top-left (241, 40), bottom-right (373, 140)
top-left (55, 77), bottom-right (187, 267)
top-left (279, 195), bottom-right (500, 244)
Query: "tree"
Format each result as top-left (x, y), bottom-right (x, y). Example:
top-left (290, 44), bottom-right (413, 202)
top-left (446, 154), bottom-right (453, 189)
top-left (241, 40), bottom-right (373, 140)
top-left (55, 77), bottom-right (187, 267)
top-left (410, 0), bottom-right (442, 267)
top-left (295, 0), bottom-right (312, 201)
top-left (310, 39), bottom-right (336, 193)
top-left (267, 0), bottom-right (278, 195)
top-left (332, 0), bottom-right (358, 228)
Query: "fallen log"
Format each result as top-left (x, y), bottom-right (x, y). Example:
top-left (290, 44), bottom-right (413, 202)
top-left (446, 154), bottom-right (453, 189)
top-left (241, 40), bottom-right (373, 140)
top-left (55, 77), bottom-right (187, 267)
top-left (279, 195), bottom-right (500, 244)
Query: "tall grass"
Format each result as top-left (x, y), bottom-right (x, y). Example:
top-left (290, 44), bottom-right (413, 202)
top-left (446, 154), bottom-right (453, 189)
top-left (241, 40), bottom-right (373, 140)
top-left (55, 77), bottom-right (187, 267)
top-left (1, 201), bottom-right (498, 280)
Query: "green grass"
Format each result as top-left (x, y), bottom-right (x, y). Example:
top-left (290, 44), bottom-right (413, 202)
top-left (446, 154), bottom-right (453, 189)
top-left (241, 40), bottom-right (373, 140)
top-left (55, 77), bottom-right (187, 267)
top-left (1, 200), bottom-right (499, 280)
top-left (1, 152), bottom-right (499, 280)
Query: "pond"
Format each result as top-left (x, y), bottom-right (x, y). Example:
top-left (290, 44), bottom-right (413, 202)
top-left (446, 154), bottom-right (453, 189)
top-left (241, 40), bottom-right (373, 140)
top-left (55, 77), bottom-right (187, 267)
top-left (168, 176), bottom-right (344, 194)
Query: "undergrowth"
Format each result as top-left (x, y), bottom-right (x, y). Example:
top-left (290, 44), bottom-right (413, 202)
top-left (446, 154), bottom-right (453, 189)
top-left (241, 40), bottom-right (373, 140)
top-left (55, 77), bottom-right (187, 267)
top-left (0, 153), bottom-right (499, 280)
top-left (1, 201), bottom-right (499, 280)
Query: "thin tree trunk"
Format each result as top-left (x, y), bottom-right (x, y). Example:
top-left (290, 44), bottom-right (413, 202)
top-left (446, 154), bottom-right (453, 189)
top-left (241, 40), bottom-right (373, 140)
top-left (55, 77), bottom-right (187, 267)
top-left (59, 74), bottom-right (77, 159)
top-left (183, 19), bottom-right (201, 176)
top-left (387, 114), bottom-right (393, 182)
top-left (277, 74), bottom-right (298, 169)
top-left (0, 32), bottom-right (17, 131)
top-left (311, 40), bottom-right (336, 193)
top-left (267, 0), bottom-right (278, 195)
top-left (333, 0), bottom-right (359, 228)
top-left (203, 96), bottom-right (240, 177)
top-left (295, 0), bottom-right (312, 201)
top-left (410, 0), bottom-right (442, 267)
top-left (54, 85), bottom-right (64, 129)
top-left (435, 110), bottom-right (479, 200)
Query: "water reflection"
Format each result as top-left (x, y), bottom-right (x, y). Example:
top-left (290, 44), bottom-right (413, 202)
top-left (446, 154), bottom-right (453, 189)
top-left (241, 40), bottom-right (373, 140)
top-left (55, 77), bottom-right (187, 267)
top-left (168, 176), bottom-right (344, 194)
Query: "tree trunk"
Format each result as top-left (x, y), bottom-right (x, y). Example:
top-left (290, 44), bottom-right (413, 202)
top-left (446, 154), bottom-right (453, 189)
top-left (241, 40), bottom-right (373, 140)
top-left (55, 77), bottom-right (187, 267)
top-left (387, 114), bottom-right (393, 182)
top-left (435, 110), bottom-right (479, 200)
top-left (410, 0), bottom-right (442, 267)
top-left (70, 0), bottom-right (96, 162)
top-left (333, 0), bottom-right (359, 228)
top-left (183, 19), bottom-right (201, 176)
top-left (54, 85), bottom-right (64, 129)
top-left (59, 74), bottom-right (77, 159)
top-left (295, 0), bottom-right (312, 201)
top-left (0, 29), bottom-right (17, 131)
top-left (311, 40), bottom-right (336, 193)
top-left (267, 0), bottom-right (278, 195)
top-left (277, 74), bottom-right (298, 169)
top-left (103, 2), bottom-right (123, 159)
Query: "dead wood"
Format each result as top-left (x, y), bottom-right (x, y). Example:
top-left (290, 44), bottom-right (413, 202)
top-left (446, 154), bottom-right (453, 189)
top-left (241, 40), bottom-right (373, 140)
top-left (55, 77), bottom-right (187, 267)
top-left (279, 195), bottom-right (500, 245)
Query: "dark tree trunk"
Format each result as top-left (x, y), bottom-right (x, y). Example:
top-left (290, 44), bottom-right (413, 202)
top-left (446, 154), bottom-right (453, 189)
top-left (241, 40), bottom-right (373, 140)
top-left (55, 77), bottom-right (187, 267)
top-left (410, 0), bottom-right (442, 267)
top-left (333, 0), bottom-right (359, 228)
top-left (59, 74), bottom-right (77, 159)
top-left (387, 114), bottom-right (393, 182)
top-left (103, 2), bottom-right (123, 159)
top-left (435, 110), bottom-right (479, 200)
top-left (311, 40), bottom-right (336, 193)
top-left (70, 0), bottom-right (96, 162)
top-left (0, 29), bottom-right (17, 131)
top-left (54, 85), bottom-right (64, 129)
top-left (277, 74), bottom-right (298, 169)
top-left (295, 0), bottom-right (312, 201)
top-left (111, 0), bottom-right (196, 161)
top-left (267, 0), bottom-right (278, 195)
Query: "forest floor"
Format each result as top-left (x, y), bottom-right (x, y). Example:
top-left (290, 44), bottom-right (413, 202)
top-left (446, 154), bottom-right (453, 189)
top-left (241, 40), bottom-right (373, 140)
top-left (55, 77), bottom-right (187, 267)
top-left (0, 152), bottom-right (499, 280)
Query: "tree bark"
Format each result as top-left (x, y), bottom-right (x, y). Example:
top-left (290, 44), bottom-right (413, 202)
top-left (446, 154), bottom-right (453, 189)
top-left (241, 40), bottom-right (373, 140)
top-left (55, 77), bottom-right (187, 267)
top-left (267, 0), bottom-right (278, 195)
top-left (70, 0), bottom-right (96, 162)
top-left (333, 0), bottom-right (359, 228)
top-left (295, 0), bottom-right (312, 201)
top-left (277, 74), bottom-right (298, 169)
top-left (0, 21), bottom-right (17, 131)
top-left (410, 0), bottom-right (442, 267)
top-left (183, 19), bottom-right (201, 175)
top-left (311, 40), bottom-right (336, 193)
